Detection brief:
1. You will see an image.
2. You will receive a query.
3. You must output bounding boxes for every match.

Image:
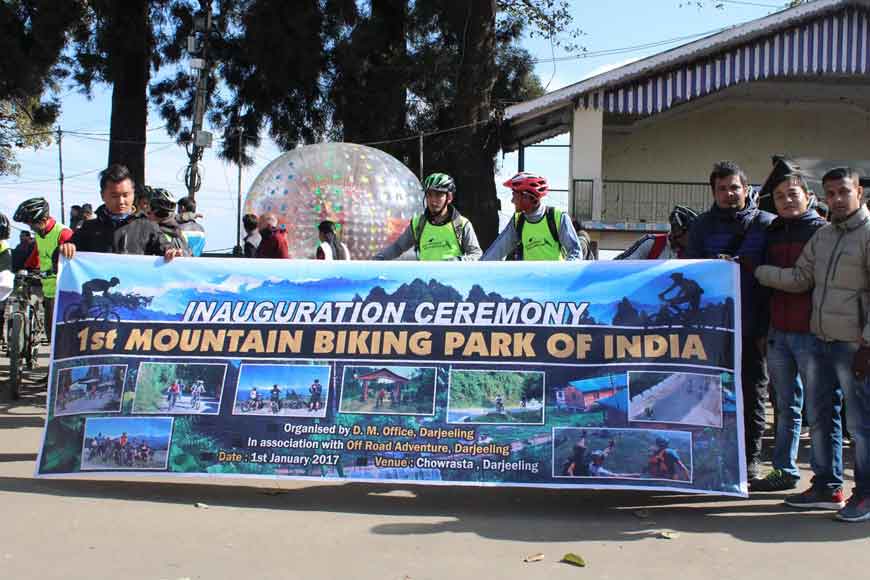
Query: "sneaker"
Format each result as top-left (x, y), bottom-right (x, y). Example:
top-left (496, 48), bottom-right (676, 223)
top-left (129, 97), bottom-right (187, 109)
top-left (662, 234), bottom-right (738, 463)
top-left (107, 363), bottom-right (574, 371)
top-left (750, 468), bottom-right (799, 492)
top-left (785, 486), bottom-right (846, 510)
top-left (835, 495), bottom-right (870, 523)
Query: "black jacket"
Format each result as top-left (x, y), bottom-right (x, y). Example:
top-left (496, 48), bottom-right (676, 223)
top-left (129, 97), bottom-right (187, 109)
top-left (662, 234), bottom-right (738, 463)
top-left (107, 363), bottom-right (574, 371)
top-left (71, 205), bottom-right (171, 256)
top-left (11, 240), bottom-right (35, 271)
top-left (155, 216), bottom-right (190, 255)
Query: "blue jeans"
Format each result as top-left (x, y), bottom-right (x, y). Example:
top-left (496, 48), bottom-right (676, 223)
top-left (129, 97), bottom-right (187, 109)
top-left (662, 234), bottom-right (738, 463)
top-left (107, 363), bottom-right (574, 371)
top-left (766, 329), bottom-right (815, 479)
top-left (805, 339), bottom-right (870, 496)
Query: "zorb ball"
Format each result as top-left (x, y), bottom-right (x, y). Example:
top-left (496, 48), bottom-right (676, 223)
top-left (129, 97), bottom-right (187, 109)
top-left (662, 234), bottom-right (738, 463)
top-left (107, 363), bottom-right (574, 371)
top-left (244, 142), bottom-right (423, 259)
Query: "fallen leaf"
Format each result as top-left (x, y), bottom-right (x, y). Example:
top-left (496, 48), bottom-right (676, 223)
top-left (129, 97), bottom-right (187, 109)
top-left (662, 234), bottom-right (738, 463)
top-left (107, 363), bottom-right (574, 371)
top-left (194, 502), bottom-right (209, 509)
top-left (523, 553), bottom-right (545, 563)
top-left (658, 531), bottom-right (680, 540)
top-left (561, 553), bottom-right (586, 567)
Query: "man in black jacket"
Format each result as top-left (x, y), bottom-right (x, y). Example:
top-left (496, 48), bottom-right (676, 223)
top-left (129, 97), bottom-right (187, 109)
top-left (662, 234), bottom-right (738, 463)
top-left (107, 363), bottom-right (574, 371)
top-left (59, 164), bottom-right (184, 261)
top-left (11, 230), bottom-right (35, 271)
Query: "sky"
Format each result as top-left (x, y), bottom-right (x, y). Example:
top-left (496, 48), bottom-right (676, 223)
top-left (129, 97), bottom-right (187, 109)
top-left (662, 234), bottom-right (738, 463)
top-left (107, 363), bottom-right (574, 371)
top-left (0, 0), bottom-right (790, 253)
top-left (83, 416), bottom-right (173, 439)
top-left (237, 363), bottom-right (331, 396)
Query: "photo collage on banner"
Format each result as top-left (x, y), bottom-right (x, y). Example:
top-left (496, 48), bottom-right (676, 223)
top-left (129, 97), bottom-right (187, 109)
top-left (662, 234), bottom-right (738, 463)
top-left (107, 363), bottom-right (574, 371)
top-left (38, 254), bottom-right (744, 496)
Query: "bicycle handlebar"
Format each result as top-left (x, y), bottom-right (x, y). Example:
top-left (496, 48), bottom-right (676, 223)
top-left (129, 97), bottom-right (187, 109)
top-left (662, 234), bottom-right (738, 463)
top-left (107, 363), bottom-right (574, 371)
top-left (14, 270), bottom-right (50, 282)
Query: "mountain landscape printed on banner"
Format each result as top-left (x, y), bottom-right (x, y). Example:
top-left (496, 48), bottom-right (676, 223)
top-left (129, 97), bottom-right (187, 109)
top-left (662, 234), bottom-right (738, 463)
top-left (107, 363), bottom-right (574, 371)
top-left (56, 274), bottom-right (400, 322)
top-left (55, 256), bottom-right (736, 329)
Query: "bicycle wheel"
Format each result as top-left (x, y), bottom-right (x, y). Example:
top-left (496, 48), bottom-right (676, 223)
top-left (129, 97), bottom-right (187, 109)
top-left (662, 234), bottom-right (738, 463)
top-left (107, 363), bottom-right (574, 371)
top-left (98, 305), bottom-right (121, 323)
top-left (24, 309), bottom-right (36, 370)
top-left (63, 303), bottom-right (86, 323)
top-left (8, 314), bottom-right (25, 400)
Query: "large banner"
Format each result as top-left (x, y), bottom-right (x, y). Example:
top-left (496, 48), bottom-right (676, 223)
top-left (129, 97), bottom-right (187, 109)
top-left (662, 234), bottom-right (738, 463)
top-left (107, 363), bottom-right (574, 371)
top-left (37, 254), bottom-right (747, 496)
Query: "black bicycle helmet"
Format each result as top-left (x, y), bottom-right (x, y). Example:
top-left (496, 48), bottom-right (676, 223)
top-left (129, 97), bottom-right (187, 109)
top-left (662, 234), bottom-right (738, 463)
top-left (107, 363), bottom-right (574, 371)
top-left (655, 436), bottom-right (670, 448)
top-left (147, 187), bottom-right (176, 214)
top-left (14, 197), bottom-right (50, 224)
top-left (668, 205), bottom-right (698, 231)
top-left (0, 213), bottom-right (9, 240)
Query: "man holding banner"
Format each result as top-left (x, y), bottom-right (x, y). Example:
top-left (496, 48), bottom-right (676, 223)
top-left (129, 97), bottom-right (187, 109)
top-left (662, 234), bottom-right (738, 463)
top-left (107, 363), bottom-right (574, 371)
top-left (375, 173), bottom-right (482, 261)
top-left (482, 172), bottom-right (586, 261)
top-left (685, 161), bottom-right (774, 482)
top-left (58, 164), bottom-right (184, 261)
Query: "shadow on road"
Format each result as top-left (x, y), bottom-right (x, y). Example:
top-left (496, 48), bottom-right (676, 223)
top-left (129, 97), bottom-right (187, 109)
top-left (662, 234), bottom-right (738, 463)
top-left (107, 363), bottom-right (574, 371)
top-left (0, 415), bottom-right (44, 429)
top-left (0, 453), bottom-right (38, 463)
top-left (0, 474), bottom-right (863, 544)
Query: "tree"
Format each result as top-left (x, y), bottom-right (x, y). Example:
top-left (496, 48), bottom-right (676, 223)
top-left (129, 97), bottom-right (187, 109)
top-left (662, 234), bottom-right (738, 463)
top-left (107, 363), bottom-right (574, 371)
top-left (154, 0), bottom-right (574, 247)
top-left (403, 1), bottom-right (573, 246)
top-left (324, 1), bottom-right (560, 245)
top-left (67, 1), bottom-right (187, 185)
top-left (329, 0), bottom-right (410, 163)
top-left (152, 0), bottom-right (341, 167)
top-left (0, 98), bottom-right (54, 175)
top-left (0, 0), bottom-right (85, 175)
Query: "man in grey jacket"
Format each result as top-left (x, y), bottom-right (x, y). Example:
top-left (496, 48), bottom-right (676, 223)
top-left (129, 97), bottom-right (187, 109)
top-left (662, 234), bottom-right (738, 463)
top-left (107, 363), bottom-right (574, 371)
top-left (375, 173), bottom-right (481, 261)
top-left (755, 167), bottom-right (870, 523)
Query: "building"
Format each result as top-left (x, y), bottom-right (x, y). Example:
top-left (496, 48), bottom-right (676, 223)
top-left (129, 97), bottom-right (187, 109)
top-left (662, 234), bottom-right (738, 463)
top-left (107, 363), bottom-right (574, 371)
top-left (355, 368), bottom-right (410, 402)
top-left (502, 0), bottom-right (870, 251)
top-left (555, 374), bottom-right (627, 411)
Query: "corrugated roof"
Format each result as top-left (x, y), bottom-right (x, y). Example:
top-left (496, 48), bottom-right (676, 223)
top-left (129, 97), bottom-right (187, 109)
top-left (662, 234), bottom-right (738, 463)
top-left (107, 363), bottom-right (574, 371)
top-left (568, 374), bottom-right (628, 393)
top-left (505, 0), bottom-right (862, 123)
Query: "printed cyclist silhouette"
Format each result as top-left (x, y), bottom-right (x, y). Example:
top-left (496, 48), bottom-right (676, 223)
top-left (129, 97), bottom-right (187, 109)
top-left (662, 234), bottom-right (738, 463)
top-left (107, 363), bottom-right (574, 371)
top-left (66, 277), bottom-right (152, 322)
top-left (656, 273), bottom-right (703, 321)
top-left (81, 277), bottom-right (121, 310)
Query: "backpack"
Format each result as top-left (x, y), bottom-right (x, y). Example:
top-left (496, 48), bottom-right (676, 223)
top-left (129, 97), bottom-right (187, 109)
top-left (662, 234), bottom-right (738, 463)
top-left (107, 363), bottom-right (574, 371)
top-left (648, 449), bottom-right (671, 477)
top-left (614, 234), bottom-right (667, 260)
top-left (648, 235), bottom-right (668, 259)
top-left (515, 207), bottom-right (562, 259)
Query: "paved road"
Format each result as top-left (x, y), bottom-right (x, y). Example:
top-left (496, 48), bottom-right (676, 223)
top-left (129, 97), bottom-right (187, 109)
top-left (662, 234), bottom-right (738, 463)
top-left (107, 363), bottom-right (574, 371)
top-left (632, 376), bottom-right (720, 426)
top-left (1, 349), bottom-right (868, 580)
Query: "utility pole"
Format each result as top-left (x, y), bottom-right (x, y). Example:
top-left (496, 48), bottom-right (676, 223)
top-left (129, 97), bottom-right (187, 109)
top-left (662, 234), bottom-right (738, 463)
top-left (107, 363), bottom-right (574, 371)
top-left (56, 127), bottom-right (65, 221)
top-left (184, 3), bottom-right (213, 201)
top-left (418, 133), bottom-right (424, 180)
top-left (234, 126), bottom-right (243, 256)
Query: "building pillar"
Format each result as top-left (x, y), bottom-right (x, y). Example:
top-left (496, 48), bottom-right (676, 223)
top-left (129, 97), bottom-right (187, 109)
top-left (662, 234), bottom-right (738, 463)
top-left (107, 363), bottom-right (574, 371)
top-left (570, 106), bottom-right (604, 220)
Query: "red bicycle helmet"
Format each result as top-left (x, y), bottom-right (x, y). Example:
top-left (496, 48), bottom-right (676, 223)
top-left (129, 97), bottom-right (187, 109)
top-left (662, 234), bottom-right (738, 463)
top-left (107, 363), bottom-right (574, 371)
top-left (503, 172), bottom-right (549, 199)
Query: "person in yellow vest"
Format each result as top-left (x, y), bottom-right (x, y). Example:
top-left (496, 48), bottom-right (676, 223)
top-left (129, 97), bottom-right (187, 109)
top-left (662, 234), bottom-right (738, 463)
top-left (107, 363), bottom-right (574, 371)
top-left (483, 172), bottom-right (586, 261)
top-left (14, 197), bottom-right (73, 343)
top-left (375, 173), bottom-right (482, 261)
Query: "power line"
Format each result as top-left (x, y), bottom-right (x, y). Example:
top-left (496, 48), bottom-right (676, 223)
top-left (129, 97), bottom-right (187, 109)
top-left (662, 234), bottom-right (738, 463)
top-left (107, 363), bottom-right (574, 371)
top-left (718, 0), bottom-right (783, 8)
top-left (530, 26), bottom-right (733, 64)
top-left (0, 167), bottom-right (102, 187)
top-left (64, 132), bottom-right (188, 146)
top-left (63, 124), bottom-right (170, 137)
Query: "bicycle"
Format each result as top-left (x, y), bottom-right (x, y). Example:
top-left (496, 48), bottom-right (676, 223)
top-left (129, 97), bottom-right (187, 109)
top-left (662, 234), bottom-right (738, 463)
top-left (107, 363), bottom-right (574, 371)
top-left (5, 271), bottom-right (46, 399)
top-left (284, 397), bottom-right (305, 410)
top-left (646, 302), bottom-right (697, 327)
top-left (63, 295), bottom-right (122, 324)
top-left (241, 398), bottom-right (264, 413)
